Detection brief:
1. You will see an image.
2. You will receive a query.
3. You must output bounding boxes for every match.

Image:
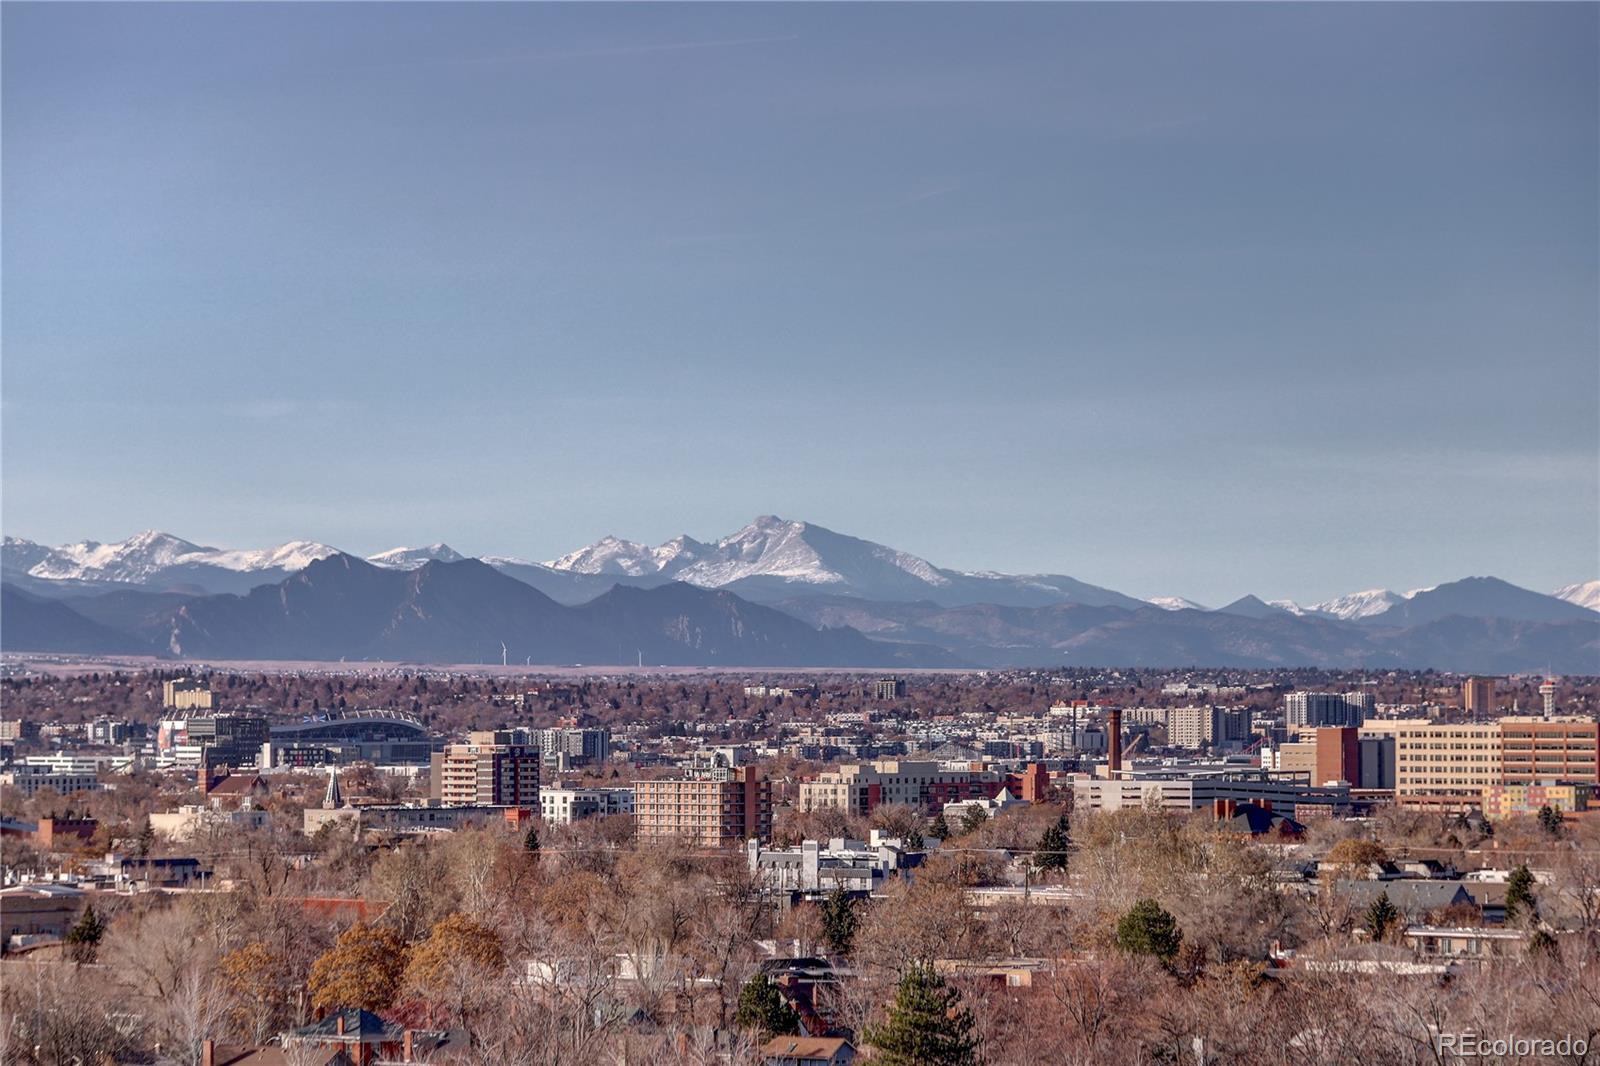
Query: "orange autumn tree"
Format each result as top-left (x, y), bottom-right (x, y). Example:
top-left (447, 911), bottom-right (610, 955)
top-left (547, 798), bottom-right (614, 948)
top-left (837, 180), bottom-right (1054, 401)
top-left (308, 922), bottom-right (409, 1013)
top-left (402, 913), bottom-right (507, 1028)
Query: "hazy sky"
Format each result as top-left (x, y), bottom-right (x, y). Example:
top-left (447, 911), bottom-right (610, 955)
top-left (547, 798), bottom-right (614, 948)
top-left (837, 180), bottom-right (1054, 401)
top-left (4, 3), bottom-right (1596, 605)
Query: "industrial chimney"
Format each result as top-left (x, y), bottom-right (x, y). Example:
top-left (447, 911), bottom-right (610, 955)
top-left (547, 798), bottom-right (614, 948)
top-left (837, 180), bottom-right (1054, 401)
top-left (1107, 708), bottom-right (1123, 776)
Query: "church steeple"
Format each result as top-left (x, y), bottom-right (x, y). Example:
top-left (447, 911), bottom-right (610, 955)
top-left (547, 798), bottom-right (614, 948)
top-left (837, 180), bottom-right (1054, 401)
top-left (322, 766), bottom-right (343, 810)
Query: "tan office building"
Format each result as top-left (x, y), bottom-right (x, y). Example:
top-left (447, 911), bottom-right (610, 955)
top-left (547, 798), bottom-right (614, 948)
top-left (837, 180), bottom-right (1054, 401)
top-left (1461, 677), bottom-right (1496, 719)
top-left (1366, 720), bottom-right (1503, 810)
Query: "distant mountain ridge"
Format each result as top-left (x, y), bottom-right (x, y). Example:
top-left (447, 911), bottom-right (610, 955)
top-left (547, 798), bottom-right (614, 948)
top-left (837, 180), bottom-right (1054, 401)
top-left (5, 520), bottom-right (1596, 671)
top-left (1, 554), bottom-right (954, 667)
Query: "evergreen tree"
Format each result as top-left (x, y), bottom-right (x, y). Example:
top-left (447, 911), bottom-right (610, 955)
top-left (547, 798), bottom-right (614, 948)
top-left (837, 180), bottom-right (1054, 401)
top-left (904, 826), bottom-right (924, 851)
top-left (136, 817), bottom-right (154, 859)
top-left (1527, 929), bottom-right (1559, 959)
top-left (959, 804), bottom-right (989, 837)
top-left (1034, 810), bottom-right (1071, 873)
top-left (733, 974), bottom-right (799, 1037)
top-left (65, 904), bottom-right (105, 964)
top-left (1115, 899), bottom-right (1183, 962)
top-left (1505, 864), bottom-right (1537, 923)
top-left (865, 965), bottom-right (980, 1066)
top-left (524, 824), bottom-right (540, 854)
top-left (1538, 805), bottom-right (1564, 836)
top-left (927, 812), bottom-right (951, 842)
top-left (1364, 891), bottom-right (1400, 942)
top-left (820, 888), bottom-right (858, 957)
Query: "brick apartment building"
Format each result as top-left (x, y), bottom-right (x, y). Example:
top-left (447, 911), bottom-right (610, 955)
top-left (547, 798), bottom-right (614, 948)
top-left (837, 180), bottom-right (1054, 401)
top-left (800, 759), bottom-right (1051, 815)
top-left (634, 766), bottom-right (771, 847)
top-left (429, 731), bottom-right (540, 807)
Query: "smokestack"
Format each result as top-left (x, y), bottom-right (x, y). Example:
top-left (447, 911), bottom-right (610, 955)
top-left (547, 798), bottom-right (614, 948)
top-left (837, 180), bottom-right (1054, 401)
top-left (1108, 708), bottom-right (1123, 775)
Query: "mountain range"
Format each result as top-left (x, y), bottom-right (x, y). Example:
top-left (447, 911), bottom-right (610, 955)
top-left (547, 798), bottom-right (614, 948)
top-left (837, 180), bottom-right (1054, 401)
top-left (3, 519), bottom-right (1596, 671)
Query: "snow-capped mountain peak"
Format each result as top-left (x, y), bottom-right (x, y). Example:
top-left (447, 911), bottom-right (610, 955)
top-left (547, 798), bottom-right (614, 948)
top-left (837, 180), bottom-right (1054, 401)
top-left (682, 515), bottom-right (950, 589)
top-left (366, 544), bottom-right (466, 570)
top-left (547, 535), bottom-right (659, 576)
top-left (1148, 596), bottom-right (1207, 611)
top-left (1554, 580), bottom-right (1600, 613)
top-left (206, 540), bottom-right (339, 572)
top-left (30, 530), bottom-right (210, 582)
top-left (11, 531), bottom-right (340, 584)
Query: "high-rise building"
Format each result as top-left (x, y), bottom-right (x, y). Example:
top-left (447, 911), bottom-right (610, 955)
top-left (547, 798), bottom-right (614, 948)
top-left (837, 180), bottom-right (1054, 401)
top-left (1358, 734), bottom-right (1396, 790)
top-left (1284, 692), bottom-right (1367, 730)
top-left (163, 678), bottom-right (215, 711)
top-left (1462, 677), bottom-right (1496, 720)
top-left (430, 731), bottom-right (540, 807)
top-left (537, 727), bottom-right (611, 769)
top-left (634, 766), bottom-right (771, 847)
top-left (1498, 716), bottom-right (1598, 787)
top-left (1364, 720), bottom-right (1503, 810)
top-left (1313, 727), bottom-right (1361, 787)
top-left (186, 713), bottom-right (270, 770)
top-left (874, 677), bottom-right (907, 700)
top-left (1168, 706), bottom-right (1254, 750)
top-left (1167, 707), bottom-right (1211, 749)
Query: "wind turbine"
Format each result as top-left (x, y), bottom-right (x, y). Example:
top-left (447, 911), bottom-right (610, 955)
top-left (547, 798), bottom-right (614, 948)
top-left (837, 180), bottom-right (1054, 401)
top-left (501, 641), bottom-right (508, 667)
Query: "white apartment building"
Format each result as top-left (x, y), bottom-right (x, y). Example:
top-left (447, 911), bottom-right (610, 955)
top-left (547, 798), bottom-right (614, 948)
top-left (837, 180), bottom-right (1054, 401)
top-left (539, 786), bottom-right (634, 825)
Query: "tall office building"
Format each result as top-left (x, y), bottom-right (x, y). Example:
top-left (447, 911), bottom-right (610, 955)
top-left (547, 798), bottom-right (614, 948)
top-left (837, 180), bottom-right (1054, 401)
top-left (874, 677), bottom-right (907, 700)
top-left (430, 731), bottom-right (540, 807)
top-left (1167, 706), bottom-right (1253, 750)
top-left (1462, 677), bottom-right (1496, 720)
top-left (187, 713), bottom-right (269, 770)
top-left (1364, 720), bottom-right (1503, 810)
top-left (634, 766), bottom-right (772, 847)
top-left (537, 727), bottom-right (611, 769)
top-left (1284, 692), bottom-right (1367, 730)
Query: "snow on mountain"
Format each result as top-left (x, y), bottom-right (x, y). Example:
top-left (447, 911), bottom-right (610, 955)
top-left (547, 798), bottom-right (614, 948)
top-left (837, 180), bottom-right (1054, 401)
top-left (366, 544), bottom-right (466, 570)
top-left (2, 536), bottom-right (58, 574)
top-left (12, 530), bottom-right (340, 584)
top-left (1148, 596), bottom-right (1207, 611)
top-left (546, 517), bottom-right (952, 592)
top-left (1308, 588), bottom-right (1407, 621)
top-left (548, 535), bottom-right (666, 576)
top-left (192, 540), bottom-right (339, 572)
top-left (31, 530), bottom-right (207, 582)
top-left (1266, 599), bottom-right (1313, 616)
top-left (1553, 581), bottom-right (1600, 613)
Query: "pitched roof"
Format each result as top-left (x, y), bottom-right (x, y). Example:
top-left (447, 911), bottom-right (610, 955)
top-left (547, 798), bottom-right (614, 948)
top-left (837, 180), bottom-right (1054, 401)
top-left (760, 1036), bottom-right (853, 1059)
top-left (206, 774), bottom-right (267, 797)
top-left (1225, 805), bottom-right (1305, 837)
top-left (1335, 880), bottom-right (1473, 914)
top-left (291, 1009), bottom-right (403, 1044)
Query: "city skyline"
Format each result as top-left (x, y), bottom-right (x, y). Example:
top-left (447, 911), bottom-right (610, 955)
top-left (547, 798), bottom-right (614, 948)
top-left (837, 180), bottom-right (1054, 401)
top-left (4, 3), bottom-right (1596, 607)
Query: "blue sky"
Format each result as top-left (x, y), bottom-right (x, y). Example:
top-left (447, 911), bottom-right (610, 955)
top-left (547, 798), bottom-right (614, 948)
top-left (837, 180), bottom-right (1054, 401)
top-left (3, 3), bottom-right (1595, 605)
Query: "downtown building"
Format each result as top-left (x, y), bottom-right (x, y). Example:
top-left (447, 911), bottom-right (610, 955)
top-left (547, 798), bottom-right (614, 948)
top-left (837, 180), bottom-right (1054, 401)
top-left (633, 766), bottom-right (771, 847)
top-left (1167, 706), bottom-right (1254, 750)
top-left (1361, 716), bottom-right (1598, 810)
top-left (1284, 691), bottom-right (1371, 731)
top-left (429, 731), bottom-right (540, 807)
top-left (797, 759), bottom-right (1049, 816)
top-left (540, 786), bottom-right (634, 825)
